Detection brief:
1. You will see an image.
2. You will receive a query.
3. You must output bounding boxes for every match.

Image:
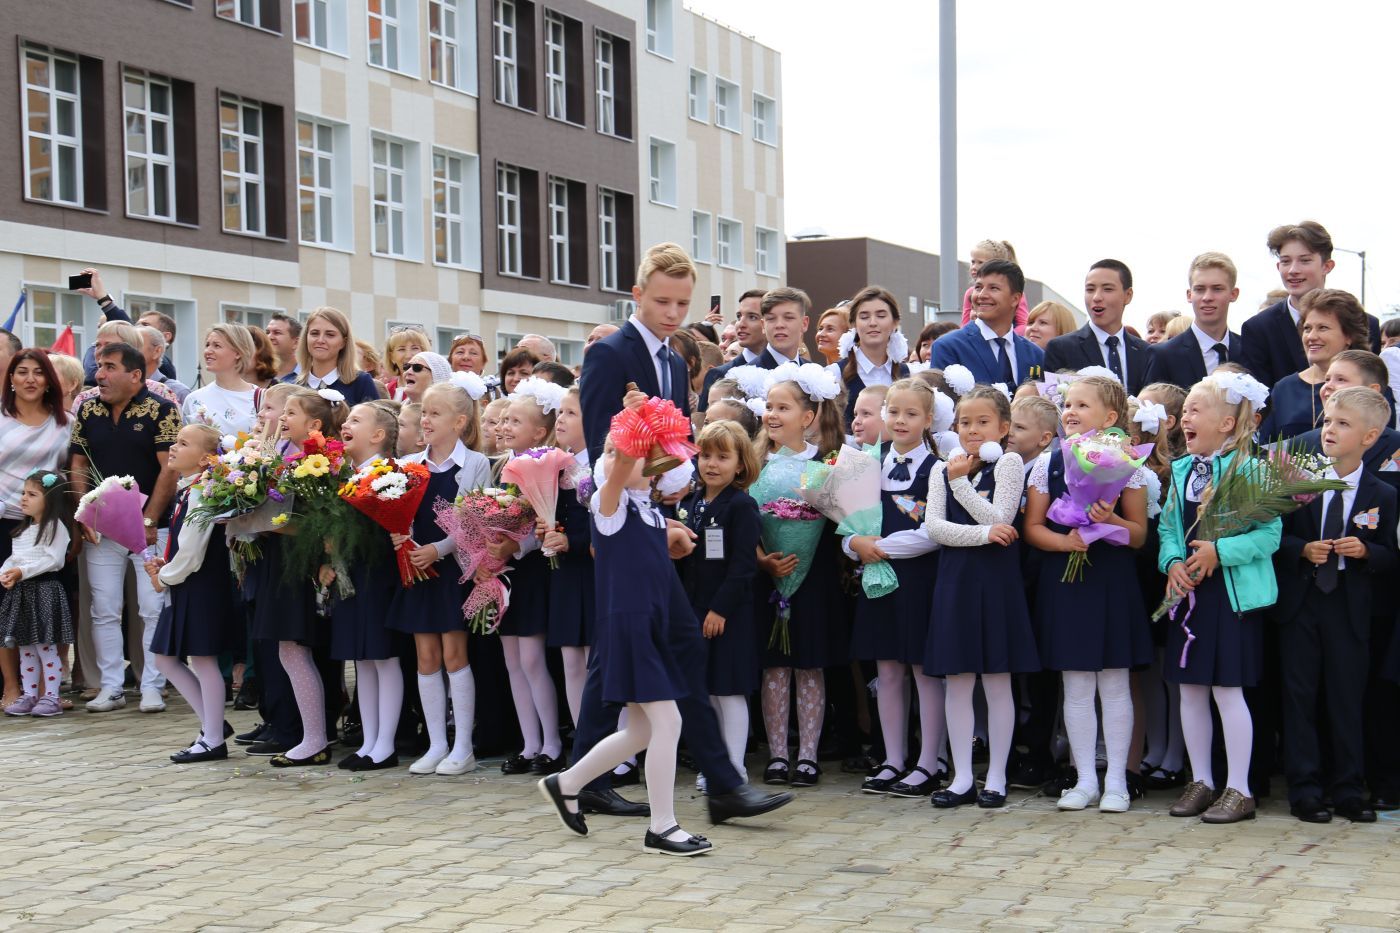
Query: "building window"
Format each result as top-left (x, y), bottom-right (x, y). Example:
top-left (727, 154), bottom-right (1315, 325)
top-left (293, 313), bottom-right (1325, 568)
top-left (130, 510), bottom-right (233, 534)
top-left (296, 117), bottom-right (338, 247)
top-left (598, 189), bottom-right (618, 292)
top-left (717, 218), bottom-right (741, 269)
top-left (688, 69), bottom-right (708, 122)
top-left (495, 331), bottom-right (523, 362)
top-left (122, 71), bottom-right (176, 221)
top-left (429, 0), bottom-right (476, 93)
top-left (548, 177), bottom-right (570, 284)
top-left (23, 288), bottom-right (87, 357)
top-left (433, 149), bottom-right (481, 270)
top-left (714, 78), bottom-right (740, 132)
top-left (493, 0), bottom-right (519, 106)
top-left (645, 0), bottom-right (673, 58)
top-left (597, 30), bottom-right (632, 138)
top-left (368, 0), bottom-right (399, 70)
top-left (545, 11), bottom-right (566, 120)
top-left (755, 227), bottom-right (779, 277)
top-left (127, 295), bottom-right (197, 375)
top-left (497, 164), bottom-right (522, 276)
top-left (21, 46), bottom-right (85, 207)
top-left (371, 134), bottom-right (413, 257)
top-left (691, 211), bottom-right (712, 264)
top-left (595, 33), bottom-right (615, 135)
top-left (648, 138), bottom-right (676, 206)
top-left (216, 0), bottom-right (281, 31)
top-left (222, 303), bottom-right (283, 330)
top-left (294, 0), bottom-right (347, 52)
top-left (554, 339), bottom-right (583, 366)
top-left (220, 95), bottom-right (266, 235)
top-left (753, 93), bottom-right (776, 146)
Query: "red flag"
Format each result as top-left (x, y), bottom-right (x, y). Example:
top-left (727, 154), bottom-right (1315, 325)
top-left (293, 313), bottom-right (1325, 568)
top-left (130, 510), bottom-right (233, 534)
top-left (50, 325), bottom-right (74, 356)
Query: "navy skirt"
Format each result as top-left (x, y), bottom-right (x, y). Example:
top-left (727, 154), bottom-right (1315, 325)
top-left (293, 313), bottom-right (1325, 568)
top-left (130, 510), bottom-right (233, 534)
top-left (331, 563), bottom-right (400, 661)
top-left (385, 551), bottom-right (466, 635)
top-left (1035, 543), bottom-right (1152, 672)
top-left (1162, 572), bottom-right (1262, 688)
top-left (851, 553), bottom-right (938, 665)
top-left (761, 525), bottom-right (850, 670)
top-left (546, 552), bottom-right (595, 648)
top-left (923, 542), bottom-right (1039, 676)
top-left (499, 549), bottom-right (549, 638)
top-left (250, 535), bottom-right (321, 646)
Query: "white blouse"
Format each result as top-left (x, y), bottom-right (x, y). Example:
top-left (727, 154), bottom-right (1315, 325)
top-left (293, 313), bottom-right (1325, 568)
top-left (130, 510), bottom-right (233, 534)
top-left (840, 443), bottom-right (939, 561)
top-left (403, 442), bottom-right (493, 560)
top-left (1, 522), bottom-right (70, 580)
top-left (158, 482), bottom-right (217, 587)
top-left (923, 453), bottom-right (1025, 548)
top-left (590, 488), bottom-right (665, 536)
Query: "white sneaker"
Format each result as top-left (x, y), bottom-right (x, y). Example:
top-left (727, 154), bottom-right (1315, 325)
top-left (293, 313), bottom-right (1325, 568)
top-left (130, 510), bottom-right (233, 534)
top-left (1057, 786), bottom-right (1101, 811)
top-left (410, 749), bottom-right (449, 775)
top-left (85, 688), bottom-right (127, 712)
top-left (139, 689), bottom-right (166, 713)
top-left (1099, 791), bottom-right (1131, 813)
top-left (435, 755), bottom-right (478, 776)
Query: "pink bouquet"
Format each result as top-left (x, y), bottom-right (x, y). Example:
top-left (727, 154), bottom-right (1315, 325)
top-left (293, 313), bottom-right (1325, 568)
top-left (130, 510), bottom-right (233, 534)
top-left (1046, 429), bottom-right (1154, 582)
top-left (434, 486), bottom-right (536, 633)
top-left (500, 447), bottom-right (579, 569)
top-left (75, 476), bottom-right (149, 554)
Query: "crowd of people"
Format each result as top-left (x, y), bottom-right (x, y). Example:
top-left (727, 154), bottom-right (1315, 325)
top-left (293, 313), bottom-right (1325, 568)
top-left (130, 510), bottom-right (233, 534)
top-left (3, 219), bottom-right (1400, 857)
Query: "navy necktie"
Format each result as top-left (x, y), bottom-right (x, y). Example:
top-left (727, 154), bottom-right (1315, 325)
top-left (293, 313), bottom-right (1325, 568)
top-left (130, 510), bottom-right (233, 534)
top-left (889, 455), bottom-right (912, 482)
top-left (1106, 334), bottom-right (1124, 384)
top-left (994, 336), bottom-right (1014, 385)
top-left (657, 345), bottom-right (673, 400)
top-left (1212, 342), bottom-right (1229, 367)
top-left (1316, 489), bottom-right (1344, 593)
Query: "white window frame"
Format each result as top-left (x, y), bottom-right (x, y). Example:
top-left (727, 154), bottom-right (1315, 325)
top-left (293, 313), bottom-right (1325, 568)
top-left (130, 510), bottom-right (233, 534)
top-left (125, 294), bottom-right (198, 377)
top-left (545, 11), bottom-right (567, 121)
top-left (20, 46), bottom-right (83, 207)
top-left (645, 0), bottom-right (673, 59)
top-left (432, 147), bottom-right (482, 271)
top-left (220, 302), bottom-right (284, 331)
top-left (21, 286), bottom-right (89, 358)
top-left (717, 217), bottom-right (742, 270)
top-left (496, 163), bottom-right (523, 277)
top-left (647, 137), bottom-right (676, 207)
top-left (123, 69), bottom-right (176, 221)
top-left (595, 32), bottom-right (616, 136)
top-left (691, 210), bottom-right (713, 264)
top-left (713, 77), bottom-right (740, 133)
top-left (368, 0), bottom-right (400, 71)
top-left (296, 115), bottom-right (347, 249)
top-left (370, 132), bottom-right (416, 259)
top-left (687, 69), bottom-right (708, 123)
top-left (598, 188), bottom-right (619, 292)
top-left (554, 339), bottom-right (583, 367)
top-left (495, 330), bottom-right (524, 361)
top-left (548, 176), bottom-right (571, 285)
top-left (493, 0), bottom-right (519, 107)
top-left (294, 0), bottom-right (348, 54)
top-left (753, 93), bottom-right (777, 146)
top-left (429, 0), bottom-right (476, 94)
top-left (755, 226), bottom-right (779, 278)
top-left (220, 94), bottom-right (266, 235)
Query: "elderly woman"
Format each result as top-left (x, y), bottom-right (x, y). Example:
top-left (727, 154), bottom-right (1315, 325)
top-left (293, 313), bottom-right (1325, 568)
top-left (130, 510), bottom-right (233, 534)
top-left (449, 333), bottom-right (488, 375)
top-left (1023, 301), bottom-right (1079, 350)
top-left (139, 325), bottom-right (191, 403)
top-left (399, 351), bottom-right (453, 404)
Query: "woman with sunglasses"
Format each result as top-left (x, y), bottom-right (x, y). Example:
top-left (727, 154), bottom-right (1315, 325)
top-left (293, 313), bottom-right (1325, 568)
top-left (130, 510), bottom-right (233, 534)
top-left (296, 307), bottom-right (382, 405)
top-left (382, 325), bottom-right (430, 401)
top-left (400, 352), bottom-right (452, 404)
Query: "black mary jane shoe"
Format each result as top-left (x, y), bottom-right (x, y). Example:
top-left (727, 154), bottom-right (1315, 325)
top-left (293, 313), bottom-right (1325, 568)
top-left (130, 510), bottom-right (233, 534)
top-left (350, 753), bottom-right (400, 772)
top-left (930, 786), bottom-right (977, 809)
top-left (501, 753), bottom-right (534, 775)
top-left (171, 740), bottom-right (229, 764)
top-left (887, 766), bottom-right (938, 798)
top-left (539, 774), bottom-right (588, 836)
top-left (861, 765), bottom-right (902, 795)
top-left (1142, 764), bottom-right (1186, 791)
top-left (191, 721), bottom-right (237, 750)
top-left (763, 757), bottom-right (790, 785)
top-left (270, 747), bottom-right (332, 768)
top-left (790, 759), bottom-right (822, 787)
top-left (531, 752), bottom-right (566, 775)
top-left (976, 789), bottom-right (1007, 809)
top-left (643, 825), bottom-right (713, 857)
top-left (338, 754), bottom-right (366, 771)
top-left (610, 760), bottom-right (641, 787)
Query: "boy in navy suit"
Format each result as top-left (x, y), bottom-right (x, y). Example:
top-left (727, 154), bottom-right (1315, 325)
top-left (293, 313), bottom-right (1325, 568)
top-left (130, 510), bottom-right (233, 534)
top-left (1276, 387), bottom-right (1398, 824)
top-left (700, 289), bottom-right (770, 412)
top-left (1291, 350), bottom-right (1400, 491)
top-left (928, 259), bottom-right (1044, 385)
top-left (1143, 252), bottom-right (1243, 392)
top-left (1043, 259), bottom-right (1150, 393)
top-left (758, 286), bottom-right (812, 368)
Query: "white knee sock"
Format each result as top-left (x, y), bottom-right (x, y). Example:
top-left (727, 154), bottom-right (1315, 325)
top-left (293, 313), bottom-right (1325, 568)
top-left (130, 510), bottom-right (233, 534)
top-left (355, 660), bottom-right (380, 759)
top-left (710, 694), bottom-right (749, 779)
top-left (1213, 686), bottom-right (1253, 798)
top-left (875, 661), bottom-right (909, 771)
top-left (447, 665), bottom-right (476, 763)
top-left (1098, 669), bottom-right (1133, 797)
top-left (982, 674), bottom-right (1015, 796)
top-left (1178, 684), bottom-right (1215, 789)
top-left (1061, 670), bottom-right (1100, 792)
top-left (370, 659), bottom-right (403, 763)
top-left (418, 669), bottom-right (448, 758)
top-left (945, 674), bottom-right (977, 794)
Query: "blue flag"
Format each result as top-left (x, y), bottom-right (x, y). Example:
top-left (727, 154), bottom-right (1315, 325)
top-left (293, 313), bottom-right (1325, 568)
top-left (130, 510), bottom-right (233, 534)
top-left (2, 290), bottom-right (24, 332)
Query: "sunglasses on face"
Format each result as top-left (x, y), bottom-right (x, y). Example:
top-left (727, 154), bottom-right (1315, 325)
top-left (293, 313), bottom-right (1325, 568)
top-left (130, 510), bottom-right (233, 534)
top-left (404, 362), bottom-right (429, 374)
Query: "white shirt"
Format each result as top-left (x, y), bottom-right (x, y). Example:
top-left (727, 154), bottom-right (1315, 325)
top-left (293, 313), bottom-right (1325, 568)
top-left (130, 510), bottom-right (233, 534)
top-left (767, 442), bottom-right (819, 462)
top-left (0, 522), bottom-right (69, 580)
top-left (402, 442), bottom-right (491, 558)
top-left (1190, 324), bottom-right (1232, 376)
top-left (183, 383), bottom-right (259, 435)
top-left (825, 347), bottom-right (894, 388)
top-left (1286, 296), bottom-right (1301, 327)
top-left (766, 347), bottom-right (800, 367)
top-left (591, 487), bottom-right (665, 535)
top-left (740, 347), bottom-right (764, 365)
top-left (975, 318), bottom-right (1017, 381)
top-left (1088, 320), bottom-right (1130, 386)
top-left (304, 369), bottom-right (334, 389)
top-left (840, 443), bottom-right (938, 561)
top-left (158, 480), bottom-right (216, 588)
top-left (1321, 464), bottom-right (1363, 570)
top-left (628, 314), bottom-right (673, 392)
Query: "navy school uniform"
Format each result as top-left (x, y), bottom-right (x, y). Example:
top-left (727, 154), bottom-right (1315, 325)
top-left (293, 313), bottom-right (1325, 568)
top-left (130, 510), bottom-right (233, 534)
top-left (680, 485), bottom-right (762, 696)
top-left (923, 458), bottom-right (1040, 676)
top-left (500, 547), bottom-right (550, 637)
top-left (385, 465), bottom-right (467, 635)
top-left (151, 486), bottom-right (242, 657)
top-left (1030, 447), bottom-right (1152, 672)
top-left (330, 515), bottom-right (400, 661)
top-left (830, 350), bottom-right (908, 428)
top-left (850, 443), bottom-right (939, 665)
top-left (546, 455), bottom-right (596, 649)
top-left (250, 531), bottom-right (320, 646)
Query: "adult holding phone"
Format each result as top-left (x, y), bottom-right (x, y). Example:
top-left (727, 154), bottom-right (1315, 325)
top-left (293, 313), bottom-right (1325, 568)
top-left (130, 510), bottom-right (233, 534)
top-left (72, 269), bottom-right (176, 384)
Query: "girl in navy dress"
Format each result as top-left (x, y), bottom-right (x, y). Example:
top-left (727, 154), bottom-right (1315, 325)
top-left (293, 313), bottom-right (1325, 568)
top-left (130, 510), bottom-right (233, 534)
top-left (848, 379), bottom-right (946, 798)
top-left (679, 420), bottom-right (763, 781)
top-left (539, 415), bottom-right (712, 857)
top-left (1024, 375), bottom-right (1152, 813)
top-left (492, 377), bottom-right (565, 775)
top-left (1160, 372), bottom-right (1279, 824)
top-left (0, 470), bottom-right (72, 720)
top-left (541, 385), bottom-right (593, 727)
top-left (390, 382), bottom-right (490, 777)
top-left (145, 424), bottom-right (239, 761)
top-left (826, 286), bottom-right (910, 429)
top-left (754, 364), bottom-right (847, 787)
top-left (922, 385), bottom-right (1038, 809)
top-left (331, 400), bottom-right (404, 771)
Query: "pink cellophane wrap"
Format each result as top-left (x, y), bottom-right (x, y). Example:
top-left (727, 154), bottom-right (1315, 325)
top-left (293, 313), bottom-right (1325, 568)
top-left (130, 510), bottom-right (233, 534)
top-left (500, 447), bottom-right (578, 559)
top-left (433, 496), bottom-right (535, 632)
top-left (76, 481), bottom-right (149, 554)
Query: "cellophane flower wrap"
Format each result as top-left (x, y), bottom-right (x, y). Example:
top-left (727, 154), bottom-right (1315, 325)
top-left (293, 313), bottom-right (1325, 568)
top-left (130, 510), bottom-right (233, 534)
top-left (500, 447), bottom-right (578, 570)
top-left (188, 435), bottom-right (289, 562)
top-left (751, 452), bottom-right (828, 654)
top-left (608, 396), bottom-right (699, 461)
top-left (435, 485), bottom-right (536, 634)
top-left (75, 475), bottom-right (149, 554)
top-left (798, 445), bottom-right (899, 599)
top-left (277, 432), bottom-right (368, 598)
top-left (1046, 429), bottom-right (1154, 582)
top-left (339, 457), bottom-right (437, 587)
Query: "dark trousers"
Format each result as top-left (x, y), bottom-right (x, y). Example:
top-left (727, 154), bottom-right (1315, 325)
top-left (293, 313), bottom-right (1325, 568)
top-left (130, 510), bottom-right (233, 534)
top-left (1280, 582), bottom-right (1369, 804)
top-left (1364, 614), bottom-right (1400, 798)
top-left (256, 636), bottom-right (300, 745)
top-left (572, 573), bottom-right (743, 796)
top-left (1013, 670), bottom-right (1060, 768)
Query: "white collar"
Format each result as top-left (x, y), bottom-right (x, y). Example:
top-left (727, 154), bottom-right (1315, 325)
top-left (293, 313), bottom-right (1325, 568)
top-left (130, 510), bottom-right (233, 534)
top-left (741, 346), bottom-right (763, 364)
top-left (974, 317), bottom-right (1013, 342)
top-left (767, 346), bottom-right (800, 366)
top-left (1286, 296), bottom-right (1301, 325)
top-left (305, 370), bottom-right (338, 390)
top-left (1191, 323), bottom-right (1229, 354)
top-left (1327, 463), bottom-right (1364, 488)
top-left (886, 443), bottom-right (931, 469)
top-left (573, 448), bottom-right (590, 468)
top-left (628, 314), bottom-right (669, 357)
top-left (1087, 319), bottom-right (1125, 345)
top-left (768, 442), bottom-right (819, 462)
top-left (411, 440), bottom-right (470, 473)
top-left (854, 346), bottom-right (891, 378)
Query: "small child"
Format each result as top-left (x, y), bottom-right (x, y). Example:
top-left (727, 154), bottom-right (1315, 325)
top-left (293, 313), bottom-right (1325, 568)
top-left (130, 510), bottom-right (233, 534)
top-left (704, 398), bottom-right (761, 439)
top-left (706, 377), bottom-right (744, 409)
top-left (398, 402), bottom-right (425, 457)
top-left (479, 398), bottom-right (510, 457)
top-left (1007, 396), bottom-right (1058, 465)
top-left (1, 470), bottom-right (73, 718)
top-left (849, 385), bottom-right (891, 448)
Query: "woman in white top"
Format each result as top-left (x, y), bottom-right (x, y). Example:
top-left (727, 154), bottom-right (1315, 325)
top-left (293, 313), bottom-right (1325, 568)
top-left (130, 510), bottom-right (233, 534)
top-left (182, 323), bottom-right (260, 436)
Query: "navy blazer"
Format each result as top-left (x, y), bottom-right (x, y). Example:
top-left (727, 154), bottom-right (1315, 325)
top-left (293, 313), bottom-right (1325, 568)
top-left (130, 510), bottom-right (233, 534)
top-left (1142, 329), bottom-right (1243, 392)
top-left (928, 322), bottom-right (1045, 386)
top-left (679, 485), bottom-right (761, 623)
top-left (1292, 426), bottom-right (1400, 496)
top-left (1043, 324), bottom-right (1151, 395)
top-left (1241, 299), bottom-right (1382, 389)
top-left (698, 346), bottom-right (778, 413)
top-left (1276, 471), bottom-right (1398, 631)
top-left (580, 320), bottom-right (690, 464)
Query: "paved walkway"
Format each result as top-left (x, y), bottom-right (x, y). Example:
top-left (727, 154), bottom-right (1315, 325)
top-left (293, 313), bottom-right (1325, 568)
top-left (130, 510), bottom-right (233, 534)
top-left (1, 700), bottom-right (1398, 932)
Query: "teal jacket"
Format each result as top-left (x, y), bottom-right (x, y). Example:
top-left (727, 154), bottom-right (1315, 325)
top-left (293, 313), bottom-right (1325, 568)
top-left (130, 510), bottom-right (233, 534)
top-left (1157, 450), bottom-right (1282, 614)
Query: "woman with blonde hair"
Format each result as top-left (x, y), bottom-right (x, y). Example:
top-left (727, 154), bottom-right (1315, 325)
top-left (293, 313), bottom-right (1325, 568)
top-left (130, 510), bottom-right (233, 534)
top-left (814, 307), bottom-right (849, 365)
top-left (183, 322), bottom-right (260, 435)
top-left (383, 327), bottom-right (429, 399)
top-left (296, 306), bottom-right (381, 404)
top-left (1023, 301), bottom-right (1078, 350)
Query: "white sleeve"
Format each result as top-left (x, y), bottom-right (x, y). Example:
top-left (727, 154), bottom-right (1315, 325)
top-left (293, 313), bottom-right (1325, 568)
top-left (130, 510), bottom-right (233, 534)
top-left (1027, 451), bottom-right (1052, 494)
top-left (159, 491), bottom-right (217, 586)
top-left (514, 529), bottom-right (541, 558)
top-left (949, 453), bottom-right (1023, 526)
top-left (4, 525), bottom-right (69, 578)
top-left (877, 528), bottom-right (939, 558)
top-left (589, 491), bottom-right (628, 537)
top-left (924, 463), bottom-right (989, 547)
top-left (1125, 466), bottom-right (1150, 490)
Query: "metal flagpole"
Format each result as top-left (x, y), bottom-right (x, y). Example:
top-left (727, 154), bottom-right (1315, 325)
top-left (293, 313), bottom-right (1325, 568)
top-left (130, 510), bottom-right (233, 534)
top-left (938, 0), bottom-right (959, 319)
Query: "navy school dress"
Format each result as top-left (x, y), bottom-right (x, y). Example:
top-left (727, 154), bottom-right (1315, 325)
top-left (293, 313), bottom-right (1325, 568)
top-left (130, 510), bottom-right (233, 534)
top-left (923, 464), bottom-right (1040, 676)
top-left (591, 493), bottom-right (688, 704)
top-left (500, 548), bottom-right (550, 637)
top-left (385, 465), bottom-right (467, 636)
top-left (1032, 448), bottom-right (1152, 672)
top-left (250, 530), bottom-right (320, 646)
top-left (330, 515), bottom-right (400, 662)
top-left (1162, 495), bottom-right (1263, 688)
top-left (851, 444), bottom-right (938, 665)
top-left (680, 485), bottom-right (762, 696)
top-left (546, 479), bottom-right (596, 649)
top-left (759, 514), bottom-right (850, 672)
top-left (838, 355), bottom-right (909, 428)
top-left (152, 489), bottom-right (242, 657)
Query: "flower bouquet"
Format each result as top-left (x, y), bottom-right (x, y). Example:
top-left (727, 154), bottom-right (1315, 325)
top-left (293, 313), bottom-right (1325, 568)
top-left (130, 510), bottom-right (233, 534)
top-left (339, 458), bottom-right (437, 586)
top-left (500, 446), bottom-right (579, 569)
top-left (751, 451), bottom-right (829, 654)
top-left (798, 444), bottom-right (899, 599)
top-left (610, 390), bottom-right (698, 476)
top-left (188, 436), bottom-right (290, 560)
top-left (276, 432), bottom-right (368, 596)
top-left (76, 475), bottom-right (149, 554)
top-left (1046, 429), bottom-right (1155, 582)
top-left (434, 485), bottom-right (536, 634)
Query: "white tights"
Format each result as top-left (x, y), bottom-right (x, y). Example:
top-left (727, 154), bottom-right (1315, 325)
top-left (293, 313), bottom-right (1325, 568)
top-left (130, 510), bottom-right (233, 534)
top-left (946, 673), bottom-right (1014, 795)
top-left (278, 642), bottom-right (327, 759)
top-left (154, 654), bottom-right (225, 749)
top-left (710, 694), bottom-right (749, 779)
top-left (502, 635), bottom-right (560, 759)
top-left (1179, 683), bottom-right (1252, 797)
top-left (875, 661), bottom-right (947, 785)
top-left (354, 659), bottom-right (404, 763)
top-left (561, 646), bottom-right (589, 727)
top-left (1062, 669), bottom-right (1133, 797)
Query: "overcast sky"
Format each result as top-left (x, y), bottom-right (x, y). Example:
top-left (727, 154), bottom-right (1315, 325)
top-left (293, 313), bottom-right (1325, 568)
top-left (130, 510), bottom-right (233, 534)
top-left (687, 0), bottom-right (1400, 328)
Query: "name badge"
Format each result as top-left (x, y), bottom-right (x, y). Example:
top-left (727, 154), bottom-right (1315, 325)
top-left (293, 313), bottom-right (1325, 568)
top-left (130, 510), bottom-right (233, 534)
top-left (704, 526), bottom-right (725, 560)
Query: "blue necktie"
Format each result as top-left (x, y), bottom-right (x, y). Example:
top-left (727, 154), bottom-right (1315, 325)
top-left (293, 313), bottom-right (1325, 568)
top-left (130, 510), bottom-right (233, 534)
top-left (657, 345), bottom-right (673, 400)
top-left (1106, 334), bottom-right (1124, 384)
top-left (994, 336), bottom-right (1015, 385)
top-left (889, 455), bottom-right (912, 482)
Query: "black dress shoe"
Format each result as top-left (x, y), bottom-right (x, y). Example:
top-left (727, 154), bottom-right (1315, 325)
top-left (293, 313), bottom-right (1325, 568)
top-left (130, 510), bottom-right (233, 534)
top-left (1334, 798), bottom-right (1377, 823)
top-left (233, 676), bottom-right (260, 711)
top-left (578, 787), bottom-right (651, 817)
top-left (245, 739), bottom-right (292, 756)
top-left (643, 825), bottom-right (712, 856)
top-left (887, 766), bottom-right (938, 798)
top-left (501, 753), bottom-right (533, 775)
top-left (349, 753), bottom-right (400, 772)
top-left (1370, 795), bottom-right (1399, 812)
top-left (539, 774), bottom-right (588, 836)
top-left (707, 784), bottom-right (793, 824)
top-left (338, 754), bottom-right (366, 771)
top-left (762, 757), bottom-right (789, 785)
top-left (1006, 758), bottom-right (1048, 790)
top-left (931, 786), bottom-right (977, 808)
top-left (270, 747), bottom-right (332, 768)
top-left (531, 752), bottom-right (566, 775)
top-left (862, 765), bottom-right (901, 794)
top-left (1126, 771), bottom-right (1147, 801)
top-left (1289, 797), bottom-right (1332, 823)
top-left (171, 740), bottom-right (228, 764)
top-left (234, 722), bottom-right (268, 745)
top-left (977, 789), bottom-right (1007, 809)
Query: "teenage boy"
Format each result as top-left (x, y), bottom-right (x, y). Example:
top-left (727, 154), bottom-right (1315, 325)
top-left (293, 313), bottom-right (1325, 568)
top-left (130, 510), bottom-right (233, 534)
top-left (1144, 252), bottom-right (1244, 391)
top-left (1275, 387), bottom-right (1397, 824)
top-left (1242, 221), bottom-right (1381, 389)
top-left (1043, 259), bottom-right (1150, 393)
top-left (700, 288), bottom-right (770, 411)
top-left (929, 260), bottom-right (1044, 385)
top-left (759, 286), bottom-right (813, 368)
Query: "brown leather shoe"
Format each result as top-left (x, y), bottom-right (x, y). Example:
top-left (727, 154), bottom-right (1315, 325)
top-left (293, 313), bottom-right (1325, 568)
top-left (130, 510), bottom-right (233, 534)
top-left (1201, 788), bottom-right (1256, 823)
top-left (1169, 780), bottom-right (1216, 817)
